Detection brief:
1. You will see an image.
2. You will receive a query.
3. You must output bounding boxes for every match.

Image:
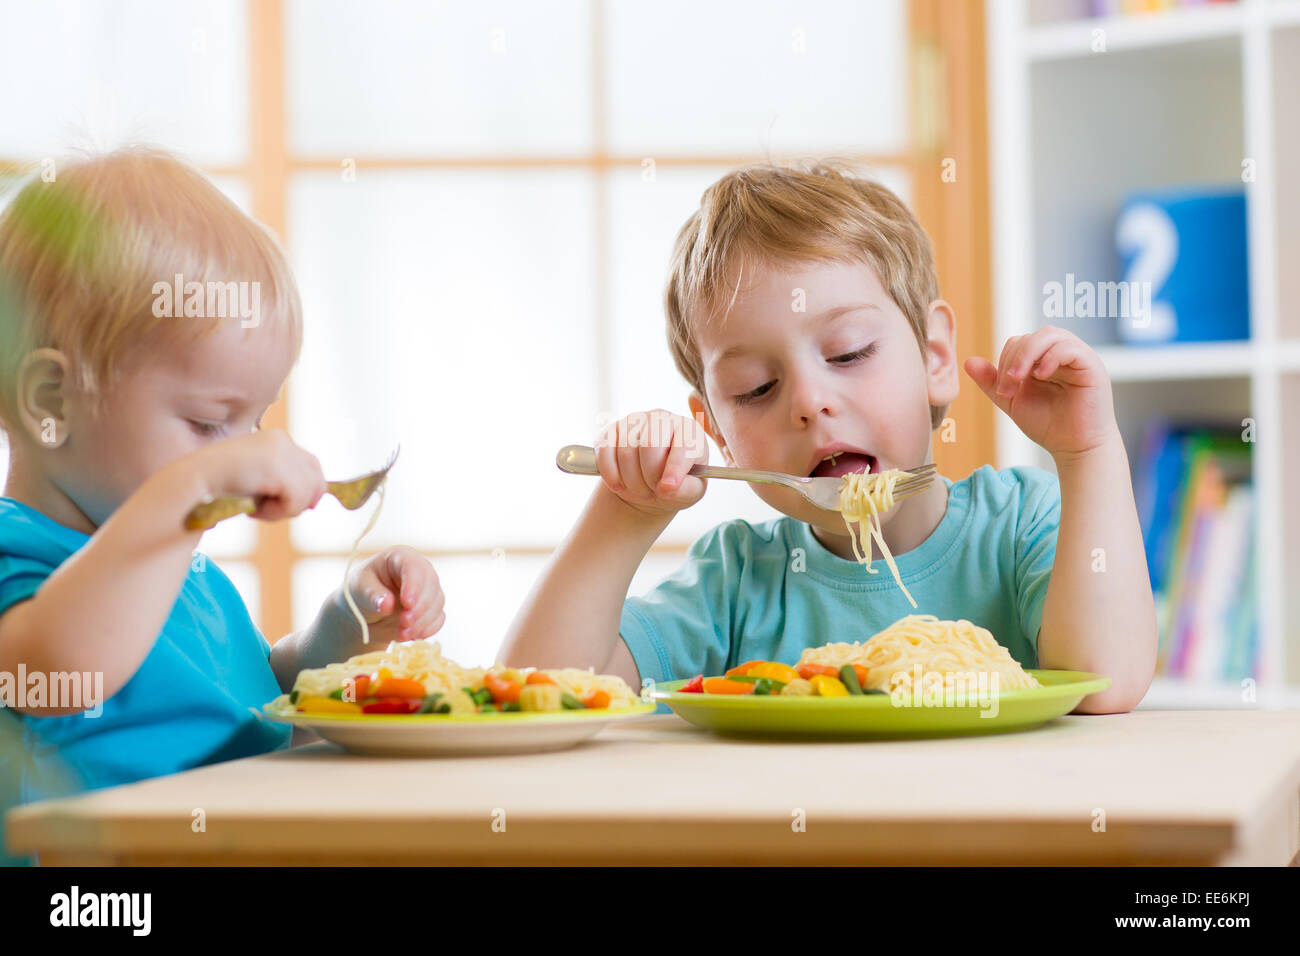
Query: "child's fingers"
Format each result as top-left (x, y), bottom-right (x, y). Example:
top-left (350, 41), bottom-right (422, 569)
top-left (997, 335), bottom-right (1035, 396)
top-left (347, 560), bottom-right (394, 621)
top-left (389, 547), bottom-right (440, 607)
top-left (1005, 326), bottom-right (1076, 383)
top-left (616, 439), bottom-right (653, 500)
top-left (399, 580), bottom-right (445, 628)
top-left (964, 355), bottom-right (995, 388)
top-left (593, 432), bottom-right (624, 493)
top-left (995, 335), bottom-right (1022, 382)
top-left (657, 423), bottom-right (687, 495)
top-left (406, 600), bottom-right (446, 640)
top-left (964, 356), bottom-right (1014, 416)
top-left (1033, 340), bottom-right (1064, 380)
top-left (422, 608), bottom-right (447, 638)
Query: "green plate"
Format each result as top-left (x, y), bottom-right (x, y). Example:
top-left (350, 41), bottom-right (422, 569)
top-left (651, 670), bottom-right (1110, 739)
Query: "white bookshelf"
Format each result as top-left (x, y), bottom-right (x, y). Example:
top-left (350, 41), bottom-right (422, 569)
top-left (987, 0), bottom-right (1300, 709)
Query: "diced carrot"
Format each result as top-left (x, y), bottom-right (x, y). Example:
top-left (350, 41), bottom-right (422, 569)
top-left (484, 670), bottom-right (523, 703)
top-left (342, 674), bottom-right (371, 703)
top-left (370, 677), bottom-right (426, 700)
top-left (526, 672), bottom-right (556, 685)
top-left (725, 660), bottom-right (761, 678)
top-left (582, 689), bottom-right (611, 709)
top-left (797, 663), bottom-right (840, 681)
top-left (702, 677), bottom-right (756, 695)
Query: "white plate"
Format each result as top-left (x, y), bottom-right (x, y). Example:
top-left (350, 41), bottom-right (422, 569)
top-left (262, 703), bottom-right (657, 756)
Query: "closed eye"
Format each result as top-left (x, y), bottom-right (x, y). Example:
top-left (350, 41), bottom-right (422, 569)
top-left (829, 342), bottom-right (879, 365)
top-left (734, 380), bottom-right (775, 405)
top-left (187, 419), bottom-right (226, 438)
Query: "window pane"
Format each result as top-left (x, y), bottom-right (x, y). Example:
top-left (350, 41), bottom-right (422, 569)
top-left (606, 0), bottom-right (906, 156)
top-left (287, 170), bottom-right (597, 552)
top-left (211, 175), bottom-right (252, 217)
top-left (198, 514), bottom-right (255, 559)
top-left (287, 0), bottom-right (592, 158)
top-left (0, 0), bottom-right (248, 165)
top-left (607, 165), bottom-right (782, 541)
top-left (216, 559), bottom-right (262, 634)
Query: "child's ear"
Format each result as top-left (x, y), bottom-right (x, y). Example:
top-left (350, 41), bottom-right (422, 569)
top-left (924, 299), bottom-right (961, 409)
top-left (687, 390), bottom-right (733, 465)
top-left (17, 348), bottom-right (71, 449)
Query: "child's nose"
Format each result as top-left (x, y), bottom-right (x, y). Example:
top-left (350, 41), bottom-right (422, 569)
top-left (787, 373), bottom-right (835, 425)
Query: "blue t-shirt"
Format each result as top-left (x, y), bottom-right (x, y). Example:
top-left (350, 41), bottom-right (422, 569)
top-left (0, 497), bottom-right (290, 865)
top-left (619, 465), bottom-right (1060, 689)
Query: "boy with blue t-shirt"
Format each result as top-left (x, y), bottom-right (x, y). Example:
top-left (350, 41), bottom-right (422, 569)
top-left (0, 148), bottom-right (446, 865)
top-left (503, 162), bottom-right (1155, 713)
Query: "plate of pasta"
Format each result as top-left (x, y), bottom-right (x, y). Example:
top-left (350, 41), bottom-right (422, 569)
top-left (263, 640), bottom-right (654, 755)
top-left (651, 615), bottom-right (1110, 739)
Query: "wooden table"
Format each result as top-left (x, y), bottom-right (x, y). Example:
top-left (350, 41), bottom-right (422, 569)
top-left (8, 711), bottom-right (1300, 865)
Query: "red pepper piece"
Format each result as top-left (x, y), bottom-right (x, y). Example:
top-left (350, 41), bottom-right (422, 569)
top-left (361, 698), bottom-right (421, 715)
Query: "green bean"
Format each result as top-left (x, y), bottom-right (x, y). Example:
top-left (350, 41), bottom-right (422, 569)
top-left (839, 664), bottom-right (865, 695)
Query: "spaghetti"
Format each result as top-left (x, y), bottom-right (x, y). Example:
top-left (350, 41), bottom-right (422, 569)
top-left (798, 614), bottom-right (1041, 692)
top-left (291, 639), bottom-right (485, 712)
top-left (343, 481), bottom-right (386, 645)
top-left (838, 469), bottom-right (916, 608)
top-left (269, 640), bottom-right (642, 716)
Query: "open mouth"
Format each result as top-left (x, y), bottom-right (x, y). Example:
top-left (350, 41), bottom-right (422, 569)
top-left (809, 452), bottom-right (877, 479)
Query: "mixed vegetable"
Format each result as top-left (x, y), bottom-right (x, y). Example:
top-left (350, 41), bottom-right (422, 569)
top-left (289, 666), bottom-right (618, 716)
top-left (678, 661), bottom-right (887, 697)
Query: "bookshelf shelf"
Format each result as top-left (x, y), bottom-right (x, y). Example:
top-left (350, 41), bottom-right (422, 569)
top-left (989, 0), bottom-right (1295, 706)
top-left (1024, 4), bottom-right (1245, 60)
top-left (1094, 342), bottom-right (1255, 381)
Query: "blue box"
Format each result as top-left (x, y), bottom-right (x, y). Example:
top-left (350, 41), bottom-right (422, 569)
top-left (1114, 186), bottom-right (1250, 344)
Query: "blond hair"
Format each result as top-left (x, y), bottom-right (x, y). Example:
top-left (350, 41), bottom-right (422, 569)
top-left (0, 145), bottom-right (302, 428)
top-left (665, 161), bottom-right (947, 430)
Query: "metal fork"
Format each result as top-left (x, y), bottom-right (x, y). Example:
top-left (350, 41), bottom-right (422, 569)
top-left (555, 444), bottom-right (935, 512)
top-left (183, 446), bottom-right (400, 532)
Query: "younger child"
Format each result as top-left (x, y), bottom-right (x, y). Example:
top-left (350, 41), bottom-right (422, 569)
top-left (0, 148), bottom-right (445, 864)
top-left (502, 162), bottom-right (1156, 713)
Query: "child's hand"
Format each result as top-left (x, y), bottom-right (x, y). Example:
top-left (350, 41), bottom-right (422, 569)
top-left (964, 326), bottom-right (1120, 458)
top-left (338, 546), bottom-right (446, 650)
top-left (188, 429), bottom-right (328, 521)
top-left (594, 410), bottom-right (709, 518)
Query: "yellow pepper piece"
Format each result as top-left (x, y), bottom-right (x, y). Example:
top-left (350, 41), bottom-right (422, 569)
top-left (809, 674), bottom-right (849, 697)
top-left (297, 696), bottom-right (363, 714)
top-left (749, 662), bottom-right (799, 684)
